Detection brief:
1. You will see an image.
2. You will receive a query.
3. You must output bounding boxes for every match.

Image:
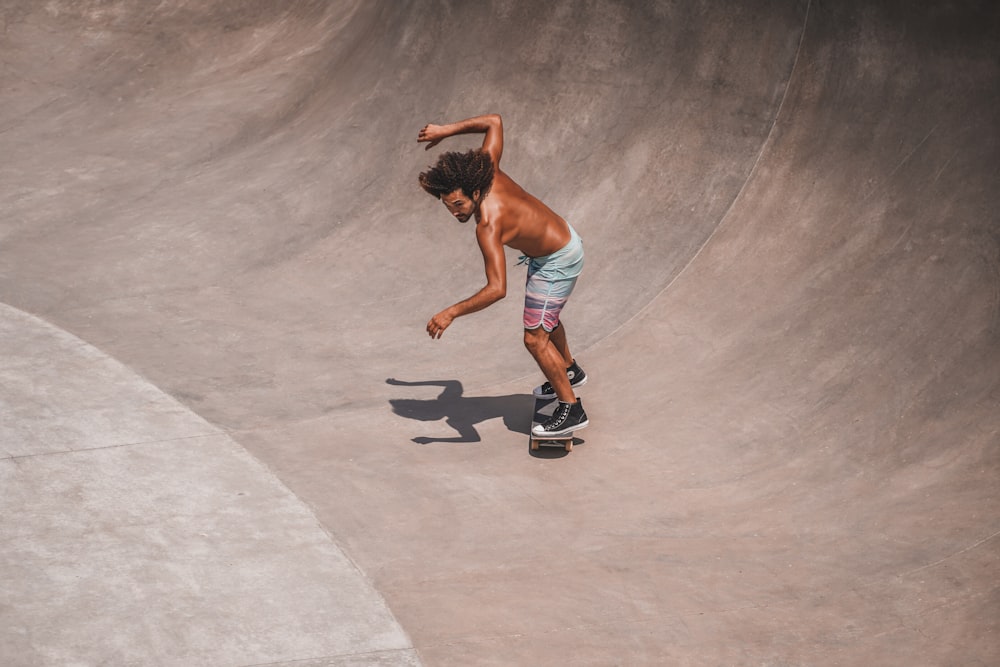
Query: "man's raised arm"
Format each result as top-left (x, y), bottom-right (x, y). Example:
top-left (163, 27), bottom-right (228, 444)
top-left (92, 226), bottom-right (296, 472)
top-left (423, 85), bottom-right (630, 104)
top-left (417, 113), bottom-right (503, 166)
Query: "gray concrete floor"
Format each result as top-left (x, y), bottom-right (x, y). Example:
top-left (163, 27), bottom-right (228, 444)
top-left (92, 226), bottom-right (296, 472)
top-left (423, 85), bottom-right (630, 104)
top-left (2, 1), bottom-right (998, 665)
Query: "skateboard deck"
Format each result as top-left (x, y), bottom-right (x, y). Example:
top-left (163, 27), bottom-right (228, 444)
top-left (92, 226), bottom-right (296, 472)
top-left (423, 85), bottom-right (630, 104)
top-left (530, 397), bottom-right (574, 452)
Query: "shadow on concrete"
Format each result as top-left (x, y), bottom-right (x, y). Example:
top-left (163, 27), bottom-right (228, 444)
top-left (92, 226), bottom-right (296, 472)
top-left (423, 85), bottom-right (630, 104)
top-left (527, 436), bottom-right (586, 460)
top-left (386, 378), bottom-right (533, 445)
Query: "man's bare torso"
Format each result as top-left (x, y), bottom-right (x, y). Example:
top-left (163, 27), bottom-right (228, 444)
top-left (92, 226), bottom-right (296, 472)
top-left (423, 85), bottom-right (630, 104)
top-left (477, 169), bottom-right (571, 258)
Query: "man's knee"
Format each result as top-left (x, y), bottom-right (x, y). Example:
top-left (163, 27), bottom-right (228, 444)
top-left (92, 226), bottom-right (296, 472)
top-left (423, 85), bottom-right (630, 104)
top-left (523, 327), bottom-right (550, 355)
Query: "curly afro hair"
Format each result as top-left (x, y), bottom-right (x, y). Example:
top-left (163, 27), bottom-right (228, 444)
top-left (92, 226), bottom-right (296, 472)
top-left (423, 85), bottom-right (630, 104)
top-left (418, 149), bottom-right (495, 200)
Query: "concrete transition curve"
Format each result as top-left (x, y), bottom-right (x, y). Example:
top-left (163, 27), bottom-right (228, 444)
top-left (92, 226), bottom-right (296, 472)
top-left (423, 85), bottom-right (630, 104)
top-left (0, 304), bottom-right (419, 665)
top-left (2, 1), bottom-right (997, 665)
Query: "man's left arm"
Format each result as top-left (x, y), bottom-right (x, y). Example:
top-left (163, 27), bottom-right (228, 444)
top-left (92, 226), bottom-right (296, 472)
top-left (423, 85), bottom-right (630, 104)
top-left (418, 114), bottom-right (503, 167)
top-left (426, 224), bottom-right (507, 339)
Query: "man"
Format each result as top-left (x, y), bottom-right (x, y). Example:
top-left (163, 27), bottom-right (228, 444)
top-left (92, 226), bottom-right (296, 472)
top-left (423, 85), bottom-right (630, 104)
top-left (416, 113), bottom-right (589, 437)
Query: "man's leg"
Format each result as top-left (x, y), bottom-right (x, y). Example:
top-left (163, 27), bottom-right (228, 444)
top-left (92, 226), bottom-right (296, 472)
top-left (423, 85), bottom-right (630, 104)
top-left (524, 327), bottom-right (575, 404)
top-left (549, 322), bottom-right (573, 369)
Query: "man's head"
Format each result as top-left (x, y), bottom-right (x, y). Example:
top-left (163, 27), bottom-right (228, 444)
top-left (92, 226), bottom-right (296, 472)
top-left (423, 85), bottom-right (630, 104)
top-left (419, 149), bottom-right (495, 222)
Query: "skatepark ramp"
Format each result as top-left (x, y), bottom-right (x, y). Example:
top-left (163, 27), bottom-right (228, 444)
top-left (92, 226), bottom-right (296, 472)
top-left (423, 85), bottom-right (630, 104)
top-left (2, 1), bottom-right (997, 665)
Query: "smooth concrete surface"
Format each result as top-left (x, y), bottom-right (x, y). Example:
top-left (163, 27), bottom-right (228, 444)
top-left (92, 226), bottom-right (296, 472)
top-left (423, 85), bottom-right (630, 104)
top-left (0, 304), bottom-right (419, 666)
top-left (2, 1), bottom-right (998, 665)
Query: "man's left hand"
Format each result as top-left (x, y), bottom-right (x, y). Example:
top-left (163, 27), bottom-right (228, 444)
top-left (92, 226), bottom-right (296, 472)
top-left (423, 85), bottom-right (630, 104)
top-left (417, 124), bottom-right (446, 150)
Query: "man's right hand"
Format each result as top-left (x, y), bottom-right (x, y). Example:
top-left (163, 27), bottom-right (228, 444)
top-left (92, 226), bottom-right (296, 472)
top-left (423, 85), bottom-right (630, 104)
top-left (426, 309), bottom-right (455, 339)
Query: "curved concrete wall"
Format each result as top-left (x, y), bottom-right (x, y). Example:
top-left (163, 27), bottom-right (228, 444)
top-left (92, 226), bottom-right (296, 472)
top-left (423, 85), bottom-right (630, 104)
top-left (1, 1), bottom-right (805, 423)
top-left (2, 1), bottom-right (997, 664)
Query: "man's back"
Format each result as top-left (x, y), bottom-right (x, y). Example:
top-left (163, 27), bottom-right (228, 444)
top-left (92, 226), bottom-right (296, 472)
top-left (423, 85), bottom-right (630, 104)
top-left (480, 169), bottom-right (571, 258)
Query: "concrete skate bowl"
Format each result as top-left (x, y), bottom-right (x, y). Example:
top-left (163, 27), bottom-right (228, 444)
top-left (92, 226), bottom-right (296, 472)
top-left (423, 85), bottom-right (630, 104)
top-left (2, 1), bottom-right (998, 665)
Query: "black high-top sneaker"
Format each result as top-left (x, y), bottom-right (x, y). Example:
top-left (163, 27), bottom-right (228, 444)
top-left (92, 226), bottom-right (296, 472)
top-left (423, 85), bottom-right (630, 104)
top-left (532, 360), bottom-right (588, 399)
top-left (531, 398), bottom-right (588, 437)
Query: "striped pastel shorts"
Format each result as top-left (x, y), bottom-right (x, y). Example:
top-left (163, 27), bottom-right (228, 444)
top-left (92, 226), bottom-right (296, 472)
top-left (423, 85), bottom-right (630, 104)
top-left (522, 225), bottom-right (584, 332)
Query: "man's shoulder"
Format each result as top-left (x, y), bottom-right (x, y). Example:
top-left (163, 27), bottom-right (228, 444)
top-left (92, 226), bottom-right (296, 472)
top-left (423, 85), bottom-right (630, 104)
top-left (475, 212), bottom-right (501, 234)
top-left (491, 169), bottom-right (520, 193)
top-left (483, 174), bottom-right (522, 212)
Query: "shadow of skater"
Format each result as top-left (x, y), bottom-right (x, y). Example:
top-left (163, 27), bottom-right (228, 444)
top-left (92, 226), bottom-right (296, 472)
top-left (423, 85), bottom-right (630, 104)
top-left (387, 378), bottom-right (533, 444)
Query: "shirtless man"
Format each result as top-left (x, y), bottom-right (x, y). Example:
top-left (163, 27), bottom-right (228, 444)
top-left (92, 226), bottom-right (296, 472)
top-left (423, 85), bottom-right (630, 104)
top-left (417, 113), bottom-right (589, 437)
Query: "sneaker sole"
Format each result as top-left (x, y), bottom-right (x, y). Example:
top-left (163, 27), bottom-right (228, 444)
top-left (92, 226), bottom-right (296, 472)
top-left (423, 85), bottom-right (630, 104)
top-left (531, 418), bottom-right (589, 438)
top-left (532, 375), bottom-right (588, 399)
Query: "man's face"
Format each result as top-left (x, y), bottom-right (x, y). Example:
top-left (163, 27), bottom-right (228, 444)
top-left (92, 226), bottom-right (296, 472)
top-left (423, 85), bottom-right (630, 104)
top-left (441, 189), bottom-right (478, 223)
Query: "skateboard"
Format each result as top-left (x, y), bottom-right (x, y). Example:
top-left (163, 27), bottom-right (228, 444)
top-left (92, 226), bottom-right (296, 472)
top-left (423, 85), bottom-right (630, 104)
top-left (529, 397), bottom-right (574, 452)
